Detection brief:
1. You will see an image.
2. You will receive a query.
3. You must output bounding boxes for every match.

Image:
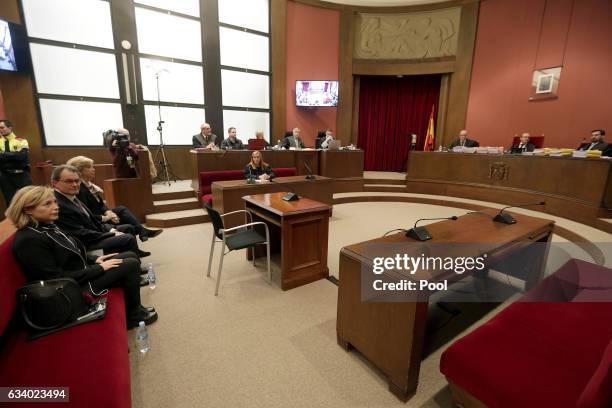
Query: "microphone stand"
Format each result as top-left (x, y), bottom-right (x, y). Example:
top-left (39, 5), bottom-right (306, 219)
top-left (152, 70), bottom-right (181, 186)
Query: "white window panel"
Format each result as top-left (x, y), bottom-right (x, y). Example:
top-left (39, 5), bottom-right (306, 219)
top-left (222, 110), bottom-right (269, 145)
top-left (134, 0), bottom-right (200, 17)
top-left (221, 70), bottom-right (269, 109)
top-left (40, 99), bottom-right (123, 146)
top-left (31, 44), bottom-right (119, 98)
top-left (145, 105), bottom-right (205, 145)
top-left (140, 58), bottom-right (204, 104)
top-left (22, 0), bottom-right (114, 48)
top-left (219, 27), bottom-right (269, 72)
top-left (135, 8), bottom-right (202, 62)
top-left (218, 0), bottom-right (269, 33)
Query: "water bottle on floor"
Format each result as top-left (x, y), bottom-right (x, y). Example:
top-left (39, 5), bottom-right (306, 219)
top-left (135, 321), bottom-right (150, 354)
top-left (147, 263), bottom-right (156, 290)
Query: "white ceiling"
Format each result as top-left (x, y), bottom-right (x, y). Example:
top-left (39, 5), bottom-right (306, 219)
top-left (323, 0), bottom-right (448, 6)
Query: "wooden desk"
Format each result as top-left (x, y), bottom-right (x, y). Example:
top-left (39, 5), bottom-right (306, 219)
top-left (190, 149), bottom-right (319, 192)
top-left (336, 210), bottom-right (554, 401)
top-left (243, 192), bottom-right (331, 290)
top-left (190, 149), bottom-right (364, 194)
top-left (103, 155), bottom-right (154, 222)
top-left (212, 175), bottom-right (333, 229)
top-left (406, 152), bottom-right (612, 227)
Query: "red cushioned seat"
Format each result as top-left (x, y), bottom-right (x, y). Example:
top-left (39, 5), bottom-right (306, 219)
top-left (440, 259), bottom-right (612, 408)
top-left (273, 167), bottom-right (297, 177)
top-left (0, 236), bottom-right (131, 408)
top-left (577, 339), bottom-right (612, 408)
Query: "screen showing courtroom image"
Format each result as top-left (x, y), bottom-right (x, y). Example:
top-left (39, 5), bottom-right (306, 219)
top-left (0, 20), bottom-right (17, 72)
top-left (296, 80), bottom-right (339, 107)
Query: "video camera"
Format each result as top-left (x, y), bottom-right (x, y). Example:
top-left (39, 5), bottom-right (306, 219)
top-left (103, 129), bottom-right (130, 149)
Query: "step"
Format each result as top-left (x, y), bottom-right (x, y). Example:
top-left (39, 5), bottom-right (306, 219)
top-left (152, 197), bottom-right (200, 213)
top-left (153, 190), bottom-right (196, 201)
top-left (363, 184), bottom-right (407, 193)
top-left (363, 178), bottom-right (405, 185)
top-left (146, 208), bottom-right (209, 228)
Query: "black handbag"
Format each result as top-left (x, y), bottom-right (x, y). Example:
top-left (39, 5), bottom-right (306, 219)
top-left (16, 278), bottom-right (90, 331)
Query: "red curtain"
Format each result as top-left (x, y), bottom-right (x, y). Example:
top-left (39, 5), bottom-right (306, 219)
top-left (357, 75), bottom-right (441, 172)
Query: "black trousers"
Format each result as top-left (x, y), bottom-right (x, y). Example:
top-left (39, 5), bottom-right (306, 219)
top-left (88, 230), bottom-right (140, 255)
top-left (88, 252), bottom-right (142, 320)
top-left (112, 206), bottom-right (145, 236)
top-left (0, 171), bottom-right (32, 205)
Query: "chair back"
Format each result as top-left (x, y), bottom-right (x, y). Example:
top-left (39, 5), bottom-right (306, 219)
top-left (0, 235), bottom-right (27, 335)
top-left (204, 204), bottom-right (224, 239)
top-left (248, 139), bottom-right (266, 150)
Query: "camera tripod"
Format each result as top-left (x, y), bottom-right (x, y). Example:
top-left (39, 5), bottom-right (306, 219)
top-left (152, 70), bottom-right (181, 186)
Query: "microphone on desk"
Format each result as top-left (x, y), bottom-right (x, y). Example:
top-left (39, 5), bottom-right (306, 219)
top-left (246, 166), bottom-right (256, 184)
top-left (493, 202), bottom-right (546, 224)
top-left (406, 216), bottom-right (458, 241)
top-left (282, 185), bottom-right (299, 202)
top-left (410, 133), bottom-right (417, 151)
top-left (304, 162), bottom-right (316, 180)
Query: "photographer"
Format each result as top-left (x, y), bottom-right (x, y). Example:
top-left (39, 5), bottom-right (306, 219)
top-left (107, 128), bottom-right (139, 178)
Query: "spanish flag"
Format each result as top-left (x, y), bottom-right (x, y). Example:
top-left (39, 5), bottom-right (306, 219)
top-left (423, 104), bottom-right (435, 151)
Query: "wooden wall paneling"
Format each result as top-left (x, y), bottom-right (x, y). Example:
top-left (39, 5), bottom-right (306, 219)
top-left (444, 2), bottom-right (479, 143)
top-left (437, 74), bottom-right (451, 147)
top-left (271, 0), bottom-right (287, 142)
top-left (336, 9), bottom-right (355, 146)
top-left (351, 76), bottom-right (360, 145)
top-left (202, 0), bottom-right (223, 136)
top-left (352, 59), bottom-right (456, 76)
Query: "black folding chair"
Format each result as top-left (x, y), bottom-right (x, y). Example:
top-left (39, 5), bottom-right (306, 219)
top-left (204, 204), bottom-right (271, 296)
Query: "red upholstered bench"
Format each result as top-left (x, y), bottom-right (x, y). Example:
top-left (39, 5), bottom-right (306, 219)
top-left (440, 259), bottom-right (612, 408)
top-left (0, 236), bottom-right (132, 408)
top-left (199, 167), bottom-right (297, 205)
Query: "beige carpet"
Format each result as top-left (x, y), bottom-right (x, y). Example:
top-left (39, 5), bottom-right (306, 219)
top-left (129, 201), bottom-right (608, 408)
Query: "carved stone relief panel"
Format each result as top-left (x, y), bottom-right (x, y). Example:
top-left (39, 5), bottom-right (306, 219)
top-left (354, 7), bottom-right (461, 59)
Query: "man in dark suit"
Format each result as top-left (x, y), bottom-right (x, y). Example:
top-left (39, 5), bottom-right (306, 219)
top-left (283, 127), bottom-right (306, 149)
top-left (51, 165), bottom-right (150, 258)
top-left (576, 129), bottom-right (611, 156)
top-left (192, 122), bottom-right (217, 148)
top-left (448, 129), bottom-right (479, 149)
top-left (510, 132), bottom-right (536, 153)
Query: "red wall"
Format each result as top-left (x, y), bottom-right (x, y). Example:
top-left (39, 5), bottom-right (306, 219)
top-left (0, 90), bottom-right (5, 118)
top-left (465, 0), bottom-right (612, 148)
top-left (285, 1), bottom-right (340, 147)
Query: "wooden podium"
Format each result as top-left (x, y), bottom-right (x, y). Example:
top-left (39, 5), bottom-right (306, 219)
top-left (336, 209), bottom-right (554, 401)
top-left (243, 192), bottom-right (331, 290)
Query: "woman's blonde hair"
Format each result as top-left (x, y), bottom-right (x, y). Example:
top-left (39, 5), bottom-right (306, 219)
top-left (249, 150), bottom-right (268, 169)
top-left (66, 156), bottom-right (94, 174)
top-left (5, 186), bottom-right (56, 229)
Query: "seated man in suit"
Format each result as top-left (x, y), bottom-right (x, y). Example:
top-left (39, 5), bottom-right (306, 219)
top-left (192, 122), bottom-right (217, 148)
top-left (52, 165), bottom-right (150, 258)
top-left (576, 129), bottom-right (611, 156)
top-left (448, 129), bottom-right (479, 149)
top-left (283, 127), bottom-right (305, 149)
top-left (67, 156), bottom-right (162, 242)
top-left (321, 128), bottom-right (337, 149)
top-left (510, 132), bottom-right (536, 153)
top-left (220, 127), bottom-right (244, 150)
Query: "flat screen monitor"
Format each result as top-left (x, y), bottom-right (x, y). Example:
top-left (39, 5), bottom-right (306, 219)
top-left (0, 19), bottom-right (30, 73)
top-left (296, 80), bottom-right (338, 107)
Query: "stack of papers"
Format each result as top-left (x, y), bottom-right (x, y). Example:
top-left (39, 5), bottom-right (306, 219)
top-left (572, 150), bottom-right (602, 158)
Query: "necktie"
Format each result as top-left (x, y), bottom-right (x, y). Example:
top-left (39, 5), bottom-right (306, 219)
top-left (4, 138), bottom-right (9, 153)
top-left (461, 140), bottom-right (464, 147)
top-left (74, 198), bottom-right (91, 219)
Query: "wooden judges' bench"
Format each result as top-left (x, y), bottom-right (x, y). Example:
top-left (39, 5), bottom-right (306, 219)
top-left (190, 149), bottom-right (364, 194)
top-left (406, 152), bottom-right (612, 229)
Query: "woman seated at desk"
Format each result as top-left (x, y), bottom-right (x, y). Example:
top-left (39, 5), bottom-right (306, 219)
top-left (244, 151), bottom-right (274, 181)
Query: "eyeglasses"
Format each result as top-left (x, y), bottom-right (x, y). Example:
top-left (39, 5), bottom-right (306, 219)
top-left (60, 179), bottom-right (81, 185)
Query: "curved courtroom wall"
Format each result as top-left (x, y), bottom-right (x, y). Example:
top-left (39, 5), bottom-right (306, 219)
top-left (285, 1), bottom-right (340, 147)
top-left (465, 0), bottom-right (612, 148)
